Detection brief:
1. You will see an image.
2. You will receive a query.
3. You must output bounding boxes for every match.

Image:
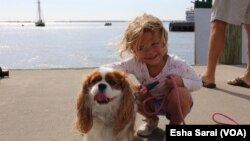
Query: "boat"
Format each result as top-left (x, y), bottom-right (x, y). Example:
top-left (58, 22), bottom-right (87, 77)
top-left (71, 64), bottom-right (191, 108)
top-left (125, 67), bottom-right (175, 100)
top-left (104, 22), bottom-right (112, 26)
top-left (169, 21), bottom-right (194, 32)
top-left (35, 0), bottom-right (45, 27)
top-left (169, 7), bottom-right (194, 32)
top-left (185, 7), bottom-right (194, 22)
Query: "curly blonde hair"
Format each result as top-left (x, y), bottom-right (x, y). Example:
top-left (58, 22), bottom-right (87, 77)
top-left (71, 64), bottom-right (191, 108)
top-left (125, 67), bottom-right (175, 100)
top-left (119, 13), bottom-right (168, 57)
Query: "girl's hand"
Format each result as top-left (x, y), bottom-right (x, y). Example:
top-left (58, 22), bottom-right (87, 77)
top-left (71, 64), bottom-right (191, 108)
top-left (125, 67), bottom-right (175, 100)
top-left (139, 85), bottom-right (148, 94)
top-left (165, 74), bottom-right (184, 88)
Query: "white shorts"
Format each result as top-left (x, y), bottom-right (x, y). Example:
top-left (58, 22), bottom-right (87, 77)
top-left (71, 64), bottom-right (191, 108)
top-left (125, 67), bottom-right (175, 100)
top-left (211, 0), bottom-right (250, 25)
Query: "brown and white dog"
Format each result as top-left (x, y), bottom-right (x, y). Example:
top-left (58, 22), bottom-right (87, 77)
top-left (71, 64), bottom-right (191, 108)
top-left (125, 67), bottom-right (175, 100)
top-left (75, 67), bottom-right (137, 141)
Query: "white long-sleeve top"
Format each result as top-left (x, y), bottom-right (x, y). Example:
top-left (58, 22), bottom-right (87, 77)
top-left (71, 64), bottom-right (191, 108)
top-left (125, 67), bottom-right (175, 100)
top-left (104, 54), bottom-right (202, 96)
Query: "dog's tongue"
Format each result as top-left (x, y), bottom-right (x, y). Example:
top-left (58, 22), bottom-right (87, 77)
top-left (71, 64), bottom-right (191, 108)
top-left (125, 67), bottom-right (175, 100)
top-left (94, 92), bottom-right (108, 102)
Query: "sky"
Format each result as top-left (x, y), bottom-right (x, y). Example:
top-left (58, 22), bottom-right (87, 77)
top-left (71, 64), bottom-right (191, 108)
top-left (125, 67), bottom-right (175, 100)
top-left (0, 0), bottom-right (194, 21)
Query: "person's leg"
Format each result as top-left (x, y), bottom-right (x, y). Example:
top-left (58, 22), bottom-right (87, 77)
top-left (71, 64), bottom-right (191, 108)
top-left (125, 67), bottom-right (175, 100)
top-left (228, 23), bottom-right (250, 85)
top-left (136, 94), bottom-right (159, 137)
top-left (164, 87), bottom-right (192, 124)
top-left (137, 93), bottom-right (158, 119)
top-left (201, 20), bottom-right (227, 85)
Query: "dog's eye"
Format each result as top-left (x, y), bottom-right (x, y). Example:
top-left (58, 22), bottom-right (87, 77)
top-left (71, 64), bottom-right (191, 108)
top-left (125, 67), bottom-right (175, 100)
top-left (91, 79), bottom-right (98, 84)
top-left (91, 77), bottom-right (101, 84)
top-left (107, 79), bottom-right (116, 86)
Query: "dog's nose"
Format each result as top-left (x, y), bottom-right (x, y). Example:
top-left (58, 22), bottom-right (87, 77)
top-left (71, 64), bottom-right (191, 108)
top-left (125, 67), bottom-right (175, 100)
top-left (98, 83), bottom-right (107, 91)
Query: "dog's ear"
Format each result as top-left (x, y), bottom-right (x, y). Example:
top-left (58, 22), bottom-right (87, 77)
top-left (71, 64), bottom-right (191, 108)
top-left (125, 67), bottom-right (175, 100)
top-left (75, 77), bottom-right (93, 133)
top-left (113, 78), bottom-right (136, 135)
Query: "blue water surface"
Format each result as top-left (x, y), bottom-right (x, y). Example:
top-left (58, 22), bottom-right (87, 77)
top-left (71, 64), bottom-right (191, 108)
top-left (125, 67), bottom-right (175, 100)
top-left (0, 22), bottom-right (194, 69)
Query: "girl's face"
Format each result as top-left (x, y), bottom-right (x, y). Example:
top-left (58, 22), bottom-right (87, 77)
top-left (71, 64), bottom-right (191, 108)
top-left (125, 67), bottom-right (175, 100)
top-left (134, 30), bottom-right (167, 68)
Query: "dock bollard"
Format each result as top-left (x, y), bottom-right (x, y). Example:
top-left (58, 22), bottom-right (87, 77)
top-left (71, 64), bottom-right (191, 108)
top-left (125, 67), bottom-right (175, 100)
top-left (0, 67), bottom-right (9, 78)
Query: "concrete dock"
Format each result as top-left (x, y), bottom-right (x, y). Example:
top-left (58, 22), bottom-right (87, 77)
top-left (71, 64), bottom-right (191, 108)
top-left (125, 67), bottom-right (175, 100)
top-left (0, 65), bottom-right (249, 141)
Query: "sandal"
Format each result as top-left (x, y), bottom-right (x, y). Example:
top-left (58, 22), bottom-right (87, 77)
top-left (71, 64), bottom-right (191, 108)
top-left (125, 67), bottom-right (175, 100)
top-left (199, 74), bottom-right (216, 89)
top-left (227, 77), bottom-right (250, 88)
top-left (202, 81), bottom-right (216, 89)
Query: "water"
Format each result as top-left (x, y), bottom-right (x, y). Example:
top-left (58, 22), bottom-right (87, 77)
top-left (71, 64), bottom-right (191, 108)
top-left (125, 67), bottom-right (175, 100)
top-left (0, 22), bottom-right (194, 69)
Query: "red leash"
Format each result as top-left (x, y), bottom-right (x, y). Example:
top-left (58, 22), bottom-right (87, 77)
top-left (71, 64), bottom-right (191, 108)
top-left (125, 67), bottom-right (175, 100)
top-left (212, 112), bottom-right (239, 125)
top-left (141, 76), bottom-right (186, 124)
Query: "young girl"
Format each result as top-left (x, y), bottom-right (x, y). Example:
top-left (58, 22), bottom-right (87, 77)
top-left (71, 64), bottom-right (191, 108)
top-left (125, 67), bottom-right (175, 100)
top-left (104, 13), bottom-right (202, 137)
